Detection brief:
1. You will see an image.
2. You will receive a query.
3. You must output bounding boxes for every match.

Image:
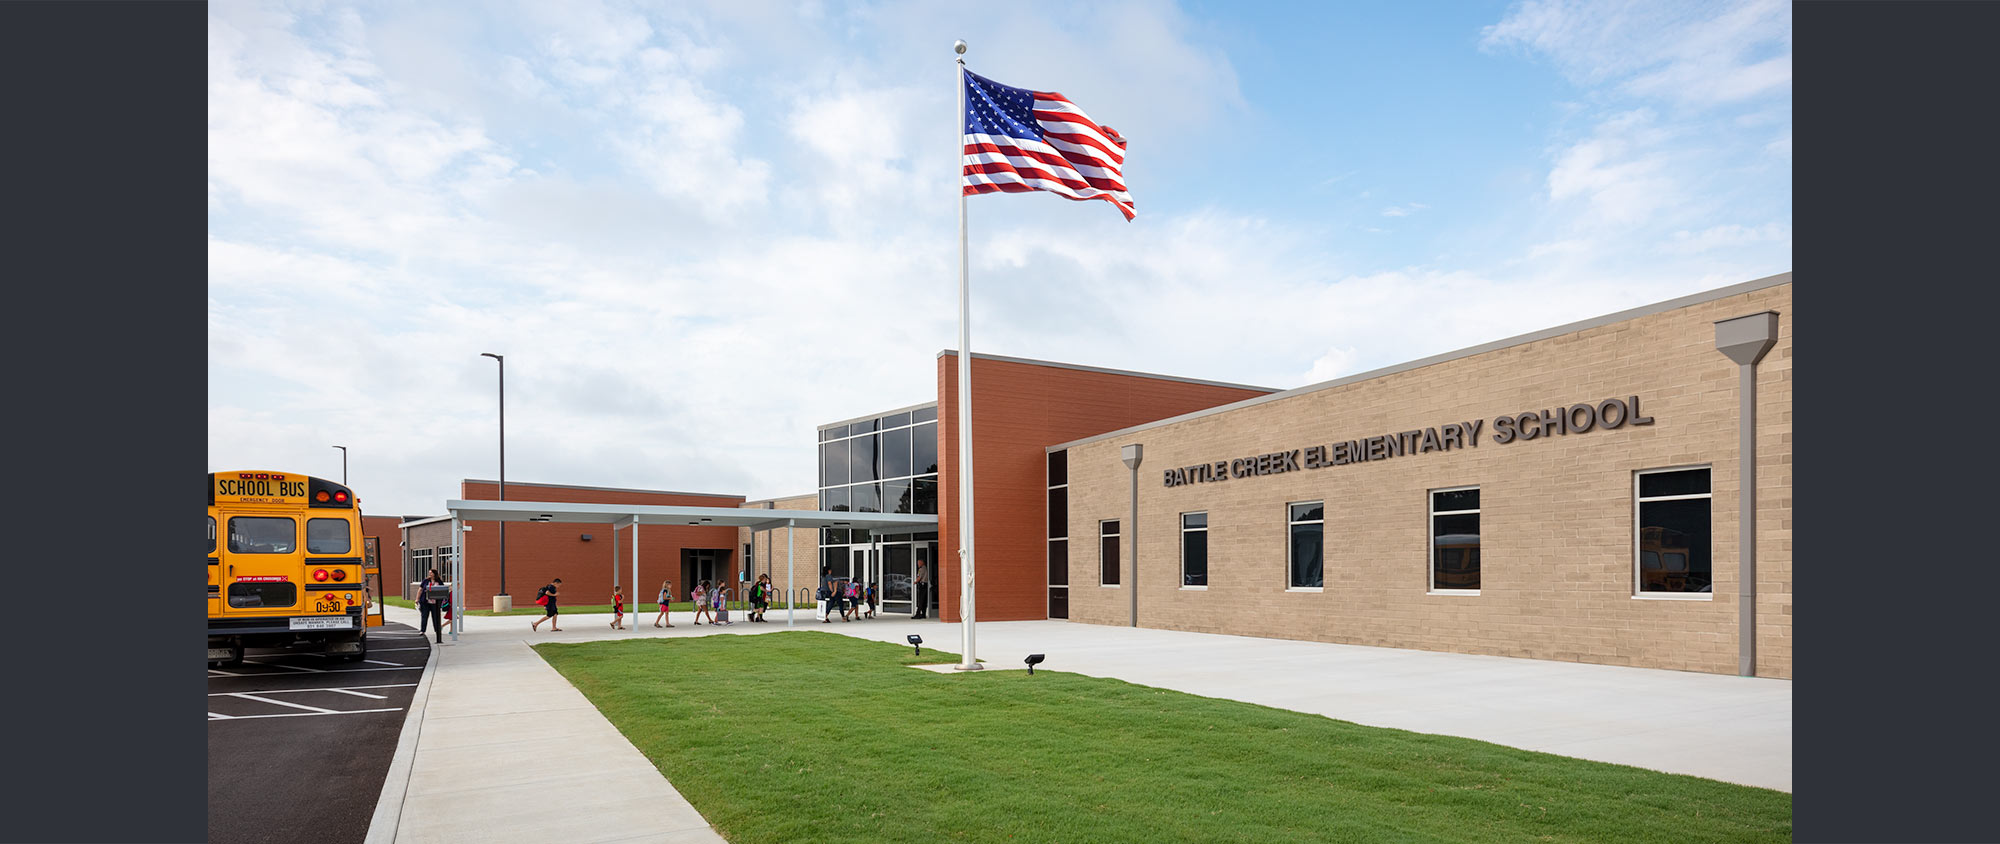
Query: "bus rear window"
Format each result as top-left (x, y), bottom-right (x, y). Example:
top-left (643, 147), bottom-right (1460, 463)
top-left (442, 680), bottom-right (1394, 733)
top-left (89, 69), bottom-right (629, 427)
top-left (208, 516), bottom-right (217, 554)
top-left (229, 517), bottom-right (296, 554)
top-left (307, 519), bottom-right (352, 554)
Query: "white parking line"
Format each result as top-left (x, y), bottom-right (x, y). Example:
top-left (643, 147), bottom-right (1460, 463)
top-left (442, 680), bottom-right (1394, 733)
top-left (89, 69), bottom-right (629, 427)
top-left (361, 659), bottom-right (401, 666)
top-left (210, 708), bottom-right (401, 721)
top-left (229, 693), bottom-right (335, 714)
top-left (244, 659), bottom-right (325, 673)
top-left (208, 668), bottom-right (245, 677)
top-left (207, 683), bottom-right (416, 697)
top-left (327, 688), bottom-right (388, 700)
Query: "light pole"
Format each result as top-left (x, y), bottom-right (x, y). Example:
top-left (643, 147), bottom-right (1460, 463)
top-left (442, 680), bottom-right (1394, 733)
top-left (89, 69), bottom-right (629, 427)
top-left (480, 352), bottom-right (508, 600)
top-left (332, 445), bottom-right (346, 485)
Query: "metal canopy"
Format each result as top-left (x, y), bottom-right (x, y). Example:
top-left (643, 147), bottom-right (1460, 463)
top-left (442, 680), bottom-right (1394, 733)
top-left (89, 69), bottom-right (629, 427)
top-left (442, 499), bottom-right (938, 535)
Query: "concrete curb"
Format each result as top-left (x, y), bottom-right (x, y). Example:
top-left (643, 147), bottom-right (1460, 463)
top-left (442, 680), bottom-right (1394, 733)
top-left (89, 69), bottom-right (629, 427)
top-left (363, 622), bottom-right (440, 844)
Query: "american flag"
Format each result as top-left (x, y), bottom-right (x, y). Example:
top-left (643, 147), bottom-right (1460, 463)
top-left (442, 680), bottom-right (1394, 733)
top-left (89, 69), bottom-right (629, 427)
top-left (961, 68), bottom-right (1133, 220)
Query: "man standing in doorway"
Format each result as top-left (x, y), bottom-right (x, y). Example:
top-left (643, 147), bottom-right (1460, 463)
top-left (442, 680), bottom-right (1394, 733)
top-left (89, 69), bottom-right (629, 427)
top-left (912, 561), bottom-right (928, 619)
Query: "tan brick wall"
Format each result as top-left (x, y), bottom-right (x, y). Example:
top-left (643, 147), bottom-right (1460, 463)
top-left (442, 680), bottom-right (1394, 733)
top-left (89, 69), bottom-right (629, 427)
top-left (1062, 283), bottom-right (1792, 678)
top-left (740, 494), bottom-right (820, 602)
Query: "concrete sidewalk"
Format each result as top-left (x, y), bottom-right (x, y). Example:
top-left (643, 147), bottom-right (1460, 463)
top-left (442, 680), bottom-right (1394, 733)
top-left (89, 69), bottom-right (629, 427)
top-left (364, 603), bottom-right (1791, 843)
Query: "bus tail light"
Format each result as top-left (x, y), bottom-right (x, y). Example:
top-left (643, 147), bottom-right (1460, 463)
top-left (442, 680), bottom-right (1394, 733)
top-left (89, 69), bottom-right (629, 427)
top-left (331, 569), bottom-right (347, 581)
top-left (313, 569), bottom-right (330, 582)
top-left (334, 490), bottom-right (348, 503)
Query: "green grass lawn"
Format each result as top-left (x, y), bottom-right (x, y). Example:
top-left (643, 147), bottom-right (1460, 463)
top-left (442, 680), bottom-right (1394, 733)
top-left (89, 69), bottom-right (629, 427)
top-left (538, 632), bottom-right (1791, 844)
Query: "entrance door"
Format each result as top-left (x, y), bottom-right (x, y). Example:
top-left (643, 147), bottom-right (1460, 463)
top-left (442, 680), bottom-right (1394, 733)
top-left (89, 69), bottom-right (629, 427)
top-left (849, 547), bottom-right (874, 608)
top-left (883, 544), bottom-right (913, 614)
top-left (916, 542), bottom-right (938, 617)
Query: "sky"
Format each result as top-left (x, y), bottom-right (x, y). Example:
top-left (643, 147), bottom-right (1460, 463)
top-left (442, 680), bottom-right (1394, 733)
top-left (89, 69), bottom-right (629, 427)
top-left (207, 0), bottom-right (1792, 518)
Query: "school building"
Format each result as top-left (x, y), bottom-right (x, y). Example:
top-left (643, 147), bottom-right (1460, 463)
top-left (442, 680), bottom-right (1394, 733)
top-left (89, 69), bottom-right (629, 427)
top-left (408, 272), bottom-right (1791, 679)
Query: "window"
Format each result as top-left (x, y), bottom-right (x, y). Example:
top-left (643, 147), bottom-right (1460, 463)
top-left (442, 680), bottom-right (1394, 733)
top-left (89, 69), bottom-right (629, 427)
top-left (884, 480), bottom-right (912, 514)
top-left (306, 518), bottom-right (352, 554)
top-left (1181, 512), bottom-right (1208, 588)
top-left (439, 547), bottom-right (456, 568)
top-left (850, 434), bottom-right (880, 482)
top-left (1288, 502), bottom-right (1323, 589)
top-left (1636, 467), bottom-right (1712, 596)
top-left (883, 426), bottom-right (913, 478)
top-left (821, 439), bottom-right (849, 486)
top-left (1430, 488), bottom-right (1480, 593)
top-left (913, 405), bottom-right (938, 423)
top-left (228, 517), bottom-right (296, 554)
top-left (912, 479), bottom-right (937, 515)
top-left (851, 482), bottom-right (882, 513)
top-left (411, 546), bottom-right (434, 575)
top-left (821, 486), bottom-right (850, 512)
top-left (1049, 450), bottom-right (1070, 618)
top-left (1100, 520), bottom-right (1121, 586)
top-left (208, 516), bottom-right (216, 554)
top-left (913, 422), bottom-right (939, 475)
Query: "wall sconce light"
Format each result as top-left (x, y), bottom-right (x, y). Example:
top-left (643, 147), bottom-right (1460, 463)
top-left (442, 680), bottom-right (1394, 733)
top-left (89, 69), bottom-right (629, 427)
top-left (580, 534), bottom-right (593, 542)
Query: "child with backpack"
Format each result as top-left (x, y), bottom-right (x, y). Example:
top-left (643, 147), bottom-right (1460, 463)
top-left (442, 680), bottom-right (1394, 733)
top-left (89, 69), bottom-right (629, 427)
top-left (842, 579), bottom-right (860, 621)
top-left (712, 583), bottom-right (732, 625)
top-left (692, 580), bottom-right (712, 625)
top-left (610, 588), bottom-right (626, 630)
top-left (654, 579), bottom-right (674, 628)
top-left (864, 581), bottom-right (878, 619)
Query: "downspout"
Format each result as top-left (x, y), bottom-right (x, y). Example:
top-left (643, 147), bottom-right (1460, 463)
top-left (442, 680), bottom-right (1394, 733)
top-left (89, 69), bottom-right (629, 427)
top-left (1122, 444), bottom-right (1143, 627)
top-left (1714, 311), bottom-right (1778, 677)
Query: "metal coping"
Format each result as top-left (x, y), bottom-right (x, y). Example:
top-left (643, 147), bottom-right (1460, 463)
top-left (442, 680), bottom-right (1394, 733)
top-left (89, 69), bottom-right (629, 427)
top-left (935, 349), bottom-right (1280, 393)
top-left (398, 515), bottom-right (451, 529)
top-left (459, 479), bottom-right (745, 500)
top-left (817, 400), bottom-right (941, 433)
top-left (1046, 271), bottom-right (1793, 453)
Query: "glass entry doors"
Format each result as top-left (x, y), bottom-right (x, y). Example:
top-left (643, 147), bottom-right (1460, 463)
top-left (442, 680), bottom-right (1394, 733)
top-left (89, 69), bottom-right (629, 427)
top-left (849, 548), bottom-right (874, 613)
top-left (883, 544), bottom-right (913, 613)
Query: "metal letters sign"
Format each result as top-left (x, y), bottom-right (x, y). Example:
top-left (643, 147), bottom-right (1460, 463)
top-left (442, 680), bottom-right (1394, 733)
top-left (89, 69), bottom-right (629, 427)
top-left (1162, 395), bottom-right (1654, 488)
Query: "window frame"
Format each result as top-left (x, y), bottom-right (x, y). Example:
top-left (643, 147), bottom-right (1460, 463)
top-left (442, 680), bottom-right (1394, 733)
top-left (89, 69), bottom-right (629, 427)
top-left (1099, 519), bottom-right (1121, 587)
top-left (1428, 486), bottom-right (1481, 596)
top-left (1285, 501), bottom-right (1324, 592)
top-left (1180, 511), bottom-right (1208, 590)
top-left (1633, 465), bottom-right (1714, 601)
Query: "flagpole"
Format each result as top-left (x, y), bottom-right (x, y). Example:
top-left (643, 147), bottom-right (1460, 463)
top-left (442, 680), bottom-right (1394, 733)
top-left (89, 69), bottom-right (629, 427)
top-left (953, 40), bottom-right (982, 671)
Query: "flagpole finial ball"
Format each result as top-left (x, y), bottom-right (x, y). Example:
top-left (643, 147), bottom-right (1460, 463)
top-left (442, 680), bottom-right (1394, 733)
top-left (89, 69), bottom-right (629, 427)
top-left (953, 40), bottom-right (967, 55)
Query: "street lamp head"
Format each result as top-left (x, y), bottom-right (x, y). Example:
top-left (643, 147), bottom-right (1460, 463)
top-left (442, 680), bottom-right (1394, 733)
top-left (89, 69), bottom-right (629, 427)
top-left (480, 352), bottom-right (503, 361)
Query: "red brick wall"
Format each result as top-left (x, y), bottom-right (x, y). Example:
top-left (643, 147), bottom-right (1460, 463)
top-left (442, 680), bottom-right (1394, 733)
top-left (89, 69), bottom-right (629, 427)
top-left (935, 355), bottom-right (1272, 623)
top-left (458, 481), bottom-right (746, 608)
top-left (359, 515), bottom-right (404, 598)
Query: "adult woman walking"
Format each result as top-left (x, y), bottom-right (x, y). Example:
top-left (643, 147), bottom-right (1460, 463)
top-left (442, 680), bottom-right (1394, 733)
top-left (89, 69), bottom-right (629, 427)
top-left (417, 568), bottom-right (445, 643)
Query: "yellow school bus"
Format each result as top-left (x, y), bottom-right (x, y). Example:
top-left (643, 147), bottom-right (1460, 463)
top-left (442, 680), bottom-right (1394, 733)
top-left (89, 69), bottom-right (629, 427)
top-left (208, 471), bottom-right (369, 666)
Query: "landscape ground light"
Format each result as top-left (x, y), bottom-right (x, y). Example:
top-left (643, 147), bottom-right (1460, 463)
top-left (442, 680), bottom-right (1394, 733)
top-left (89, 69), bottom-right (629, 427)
top-left (908, 634), bottom-right (922, 656)
top-left (1025, 653), bottom-right (1045, 675)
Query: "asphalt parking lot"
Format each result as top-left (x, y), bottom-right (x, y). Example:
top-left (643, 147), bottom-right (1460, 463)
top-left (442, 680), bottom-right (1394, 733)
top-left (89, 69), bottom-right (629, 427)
top-left (208, 622), bottom-right (433, 844)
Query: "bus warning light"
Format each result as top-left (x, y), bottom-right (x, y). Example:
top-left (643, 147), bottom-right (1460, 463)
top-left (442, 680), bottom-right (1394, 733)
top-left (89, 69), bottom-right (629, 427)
top-left (313, 569), bottom-right (330, 582)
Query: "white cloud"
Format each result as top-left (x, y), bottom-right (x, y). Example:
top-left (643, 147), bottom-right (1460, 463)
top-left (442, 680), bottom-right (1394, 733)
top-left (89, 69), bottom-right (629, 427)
top-left (1663, 222), bottom-right (1790, 254)
top-left (1481, 0), bottom-right (1791, 107)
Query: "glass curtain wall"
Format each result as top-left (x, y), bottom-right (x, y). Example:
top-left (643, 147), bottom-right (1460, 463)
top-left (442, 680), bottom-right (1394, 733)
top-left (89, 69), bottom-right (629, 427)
top-left (818, 404), bottom-right (940, 614)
